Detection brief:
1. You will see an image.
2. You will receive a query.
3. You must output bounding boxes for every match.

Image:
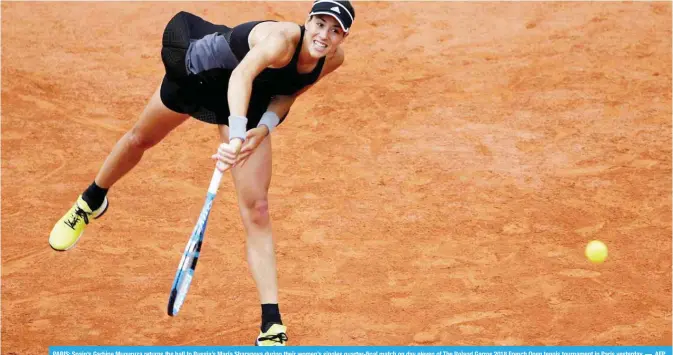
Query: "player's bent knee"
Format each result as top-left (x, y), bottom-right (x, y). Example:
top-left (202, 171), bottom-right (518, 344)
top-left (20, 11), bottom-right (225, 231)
top-left (243, 199), bottom-right (270, 227)
top-left (127, 128), bottom-right (162, 151)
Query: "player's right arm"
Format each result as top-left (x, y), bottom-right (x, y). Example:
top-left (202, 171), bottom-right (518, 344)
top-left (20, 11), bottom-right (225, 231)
top-left (226, 29), bottom-right (294, 144)
top-left (215, 26), bottom-right (296, 171)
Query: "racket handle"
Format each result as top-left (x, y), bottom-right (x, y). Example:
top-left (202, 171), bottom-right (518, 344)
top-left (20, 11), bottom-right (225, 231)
top-left (208, 162), bottom-right (227, 195)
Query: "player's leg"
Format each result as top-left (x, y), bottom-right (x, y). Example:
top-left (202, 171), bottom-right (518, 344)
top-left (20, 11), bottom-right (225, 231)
top-left (232, 137), bottom-right (277, 304)
top-left (218, 126), bottom-right (288, 346)
top-left (94, 84), bottom-right (189, 189)
top-left (49, 81), bottom-right (190, 251)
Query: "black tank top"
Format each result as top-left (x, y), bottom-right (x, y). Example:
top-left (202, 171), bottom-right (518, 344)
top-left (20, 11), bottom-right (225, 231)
top-left (227, 21), bottom-right (326, 97)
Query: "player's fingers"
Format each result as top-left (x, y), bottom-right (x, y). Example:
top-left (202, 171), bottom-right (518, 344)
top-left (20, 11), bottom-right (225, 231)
top-left (218, 144), bottom-right (235, 153)
top-left (218, 142), bottom-right (233, 151)
top-left (238, 156), bottom-right (249, 168)
top-left (245, 138), bottom-right (260, 150)
top-left (218, 145), bottom-right (237, 159)
top-left (236, 151), bottom-right (250, 164)
top-left (213, 153), bottom-right (236, 166)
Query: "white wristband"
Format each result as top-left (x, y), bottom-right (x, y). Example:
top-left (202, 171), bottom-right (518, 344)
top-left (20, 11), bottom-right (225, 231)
top-left (257, 111), bottom-right (280, 134)
top-left (228, 115), bottom-right (248, 142)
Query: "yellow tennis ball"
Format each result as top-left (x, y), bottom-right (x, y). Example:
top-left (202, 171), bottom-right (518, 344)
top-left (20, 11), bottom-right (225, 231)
top-left (585, 240), bottom-right (608, 264)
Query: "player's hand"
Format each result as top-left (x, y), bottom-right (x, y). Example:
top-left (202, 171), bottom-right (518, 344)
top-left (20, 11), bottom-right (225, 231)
top-left (236, 126), bottom-right (269, 167)
top-left (212, 138), bottom-right (243, 171)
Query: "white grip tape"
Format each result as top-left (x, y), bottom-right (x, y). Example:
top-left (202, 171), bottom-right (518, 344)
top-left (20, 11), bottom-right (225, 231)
top-left (208, 166), bottom-right (224, 195)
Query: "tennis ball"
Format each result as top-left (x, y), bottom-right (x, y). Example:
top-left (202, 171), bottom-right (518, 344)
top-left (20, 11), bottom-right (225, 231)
top-left (585, 240), bottom-right (608, 264)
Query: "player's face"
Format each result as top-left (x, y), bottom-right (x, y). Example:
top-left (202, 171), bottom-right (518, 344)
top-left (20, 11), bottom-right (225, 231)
top-left (305, 15), bottom-right (347, 58)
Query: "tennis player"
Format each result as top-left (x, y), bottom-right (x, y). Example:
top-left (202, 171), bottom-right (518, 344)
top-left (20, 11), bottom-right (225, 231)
top-left (49, 0), bottom-right (355, 345)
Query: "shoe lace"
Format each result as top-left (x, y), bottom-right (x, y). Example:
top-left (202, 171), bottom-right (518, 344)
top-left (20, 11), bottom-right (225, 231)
top-left (64, 207), bottom-right (90, 229)
top-left (258, 332), bottom-right (288, 344)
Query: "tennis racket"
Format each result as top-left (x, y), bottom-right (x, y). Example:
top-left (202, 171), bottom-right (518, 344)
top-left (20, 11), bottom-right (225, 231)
top-left (167, 163), bottom-right (226, 316)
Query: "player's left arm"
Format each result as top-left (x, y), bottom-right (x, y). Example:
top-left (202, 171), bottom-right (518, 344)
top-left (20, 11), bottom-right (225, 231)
top-left (257, 47), bottom-right (346, 134)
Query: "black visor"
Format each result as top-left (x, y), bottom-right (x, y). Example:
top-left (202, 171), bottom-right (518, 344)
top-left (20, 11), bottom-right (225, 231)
top-left (309, 0), bottom-right (354, 33)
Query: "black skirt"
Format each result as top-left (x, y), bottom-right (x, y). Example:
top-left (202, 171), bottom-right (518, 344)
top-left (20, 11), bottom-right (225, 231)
top-left (158, 11), bottom-right (274, 127)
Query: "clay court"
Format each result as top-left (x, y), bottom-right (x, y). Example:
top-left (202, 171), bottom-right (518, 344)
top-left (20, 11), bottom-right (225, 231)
top-left (1, 1), bottom-right (671, 351)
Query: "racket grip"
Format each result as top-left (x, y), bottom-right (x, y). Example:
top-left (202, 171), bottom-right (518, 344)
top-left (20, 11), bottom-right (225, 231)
top-left (208, 163), bottom-right (226, 195)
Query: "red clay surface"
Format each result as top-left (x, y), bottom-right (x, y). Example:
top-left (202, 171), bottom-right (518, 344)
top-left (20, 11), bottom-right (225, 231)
top-left (1, 1), bottom-right (671, 351)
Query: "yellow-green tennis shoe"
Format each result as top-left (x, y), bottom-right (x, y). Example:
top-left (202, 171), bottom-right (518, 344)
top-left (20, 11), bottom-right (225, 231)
top-left (255, 323), bottom-right (288, 346)
top-left (49, 195), bottom-right (108, 251)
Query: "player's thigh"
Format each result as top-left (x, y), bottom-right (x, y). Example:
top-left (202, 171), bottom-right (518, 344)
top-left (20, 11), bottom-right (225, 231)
top-left (130, 80), bottom-right (190, 145)
top-left (218, 126), bottom-right (273, 204)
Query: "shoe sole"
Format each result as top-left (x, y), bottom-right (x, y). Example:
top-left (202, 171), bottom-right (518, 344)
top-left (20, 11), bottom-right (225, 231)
top-left (93, 198), bottom-right (109, 219)
top-left (50, 235), bottom-right (83, 252)
top-left (254, 339), bottom-right (286, 346)
top-left (50, 199), bottom-right (109, 252)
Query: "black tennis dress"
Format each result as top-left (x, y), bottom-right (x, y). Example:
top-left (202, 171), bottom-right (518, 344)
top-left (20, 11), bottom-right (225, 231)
top-left (159, 11), bottom-right (326, 128)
